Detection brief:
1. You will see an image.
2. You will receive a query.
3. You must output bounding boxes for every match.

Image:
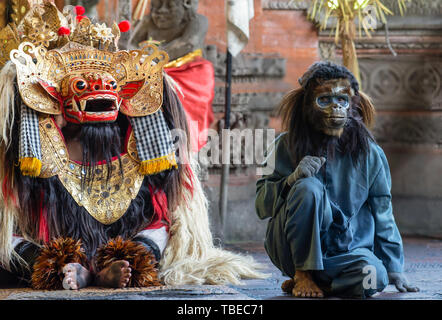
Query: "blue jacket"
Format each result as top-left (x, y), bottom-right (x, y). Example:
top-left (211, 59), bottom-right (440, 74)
top-left (255, 133), bottom-right (404, 273)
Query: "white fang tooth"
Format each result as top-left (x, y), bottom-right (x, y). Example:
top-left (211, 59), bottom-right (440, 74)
top-left (80, 100), bottom-right (87, 111)
top-left (71, 97), bottom-right (79, 112)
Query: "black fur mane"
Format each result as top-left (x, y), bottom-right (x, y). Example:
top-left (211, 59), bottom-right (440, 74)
top-left (280, 63), bottom-right (375, 167)
top-left (17, 175), bottom-right (155, 259)
top-left (7, 78), bottom-right (190, 257)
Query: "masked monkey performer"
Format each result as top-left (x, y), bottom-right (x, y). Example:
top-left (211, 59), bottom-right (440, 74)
top-left (256, 62), bottom-right (419, 298)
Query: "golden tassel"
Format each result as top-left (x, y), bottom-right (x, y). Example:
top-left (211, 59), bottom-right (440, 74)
top-left (138, 154), bottom-right (178, 175)
top-left (19, 157), bottom-right (42, 177)
top-left (164, 49), bottom-right (203, 69)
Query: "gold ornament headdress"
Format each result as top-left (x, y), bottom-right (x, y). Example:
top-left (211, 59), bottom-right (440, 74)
top-left (2, 1), bottom-right (170, 117)
top-left (1, 1), bottom-right (177, 182)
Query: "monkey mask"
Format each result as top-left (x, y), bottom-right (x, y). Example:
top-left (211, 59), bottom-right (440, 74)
top-left (298, 61), bottom-right (359, 137)
top-left (310, 78), bottom-right (354, 137)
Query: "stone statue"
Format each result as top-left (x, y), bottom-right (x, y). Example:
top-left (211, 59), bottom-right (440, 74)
top-left (66, 0), bottom-right (99, 18)
top-left (129, 0), bottom-right (208, 61)
top-left (129, 0), bottom-right (214, 154)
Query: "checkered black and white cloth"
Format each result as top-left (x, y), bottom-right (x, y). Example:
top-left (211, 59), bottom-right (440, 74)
top-left (19, 103), bottom-right (42, 161)
top-left (129, 110), bottom-right (176, 164)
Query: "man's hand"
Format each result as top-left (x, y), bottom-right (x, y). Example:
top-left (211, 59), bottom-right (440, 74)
top-left (287, 156), bottom-right (326, 185)
top-left (388, 272), bottom-right (419, 293)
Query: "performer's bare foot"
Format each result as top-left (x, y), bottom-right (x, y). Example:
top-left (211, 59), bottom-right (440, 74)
top-left (95, 260), bottom-right (132, 288)
top-left (292, 270), bottom-right (324, 298)
top-left (62, 263), bottom-right (92, 290)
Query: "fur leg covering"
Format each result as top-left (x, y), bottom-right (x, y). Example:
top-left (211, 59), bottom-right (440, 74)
top-left (159, 163), bottom-right (269, 285)
top-left (31, 237), bottom-right (88, 290)
top-left (95, 236), bottom-right (161, 287)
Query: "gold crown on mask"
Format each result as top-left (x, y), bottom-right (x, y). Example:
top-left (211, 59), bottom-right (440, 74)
top-left (60, 47), bottom-right (121, 76)
top-left (1, 1), bottom-right (131, 66)
top-left (4, 1), bottom-right (170, 117)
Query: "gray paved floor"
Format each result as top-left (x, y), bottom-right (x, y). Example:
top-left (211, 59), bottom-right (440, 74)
top-left (0, 237), bottom-right (440, 300)
top-left (227, 237), bottom-right (442, 300)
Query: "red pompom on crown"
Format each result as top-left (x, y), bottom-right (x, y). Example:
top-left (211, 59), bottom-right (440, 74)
top-left (75, 5), bottom-right (85, 16)
top-left (118, 20), bottom-right (131, 33)
top-left (58, 27), bottom-right (71, 36)
top-left (76, 15), bottom-right (86, 23)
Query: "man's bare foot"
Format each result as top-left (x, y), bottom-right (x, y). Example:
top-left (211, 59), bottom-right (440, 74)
top-left (95, 260), bottom-right (132, 288)
top-left (62, 263), bottom-right (92, 290)
top-left (292, 270), bottom-right (324, 298)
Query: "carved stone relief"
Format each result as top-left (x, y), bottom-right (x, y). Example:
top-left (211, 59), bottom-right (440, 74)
top-left (262, 0), bottom-right (308, 10)
top-left (203, 46), bottom-right (287, 174)
top-left (358, 58), bottom-right (442, 111)
top-left (383, 0), bottom-right (442, 16)
top-left (373, 113), bottom-right (442, 145)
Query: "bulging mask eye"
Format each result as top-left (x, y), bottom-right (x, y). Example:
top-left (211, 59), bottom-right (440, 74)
top-left (104, 79), bottom-right (118, 90)
top-left (73, 79), bottom-right (87, 93)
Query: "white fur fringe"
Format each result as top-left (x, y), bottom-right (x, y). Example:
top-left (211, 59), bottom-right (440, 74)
top-left (0, 62), bottom-right (19, 270)
top-left (159, 163), bottom-right (268, 285)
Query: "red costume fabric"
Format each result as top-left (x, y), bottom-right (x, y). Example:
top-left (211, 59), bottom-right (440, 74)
top-left (165, 58), bottom-right (215, 152)
top-left (146, 185), bottom-right (170, 231)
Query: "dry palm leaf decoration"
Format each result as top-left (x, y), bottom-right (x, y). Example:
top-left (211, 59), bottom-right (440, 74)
top-left (296, 0), bottom-right (409, 84)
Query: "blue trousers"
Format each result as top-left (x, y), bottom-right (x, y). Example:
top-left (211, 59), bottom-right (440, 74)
top-left (265, 177), bottom-right (389, 298)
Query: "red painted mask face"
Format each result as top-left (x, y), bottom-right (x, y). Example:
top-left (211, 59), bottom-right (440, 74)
top-left (60, 72), bottom-right (121, 124)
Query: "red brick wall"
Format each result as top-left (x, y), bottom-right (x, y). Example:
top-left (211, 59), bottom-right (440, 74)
top-left (198, 0), bottom-right (319, 89)
top-left (197, 0), bottom-right (319, 131)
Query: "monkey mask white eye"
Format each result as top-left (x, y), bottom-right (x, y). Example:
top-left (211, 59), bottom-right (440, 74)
top-left (310, 78), bottom-right (355, 137)
top-left (316, 94), bottom-right (350, 109)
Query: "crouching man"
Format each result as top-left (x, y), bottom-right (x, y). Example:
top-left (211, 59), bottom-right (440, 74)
top-left (255, 62), bottom-right (419, 298)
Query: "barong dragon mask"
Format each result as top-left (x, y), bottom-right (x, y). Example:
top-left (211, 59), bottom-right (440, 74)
top-left (11, 19), bottom-right (168, 121)
top-left (0, 2), bottom-right (265, 290)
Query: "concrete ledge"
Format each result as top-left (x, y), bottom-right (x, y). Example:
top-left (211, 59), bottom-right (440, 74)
top-left (2, 285), bottom-right (252, 300)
